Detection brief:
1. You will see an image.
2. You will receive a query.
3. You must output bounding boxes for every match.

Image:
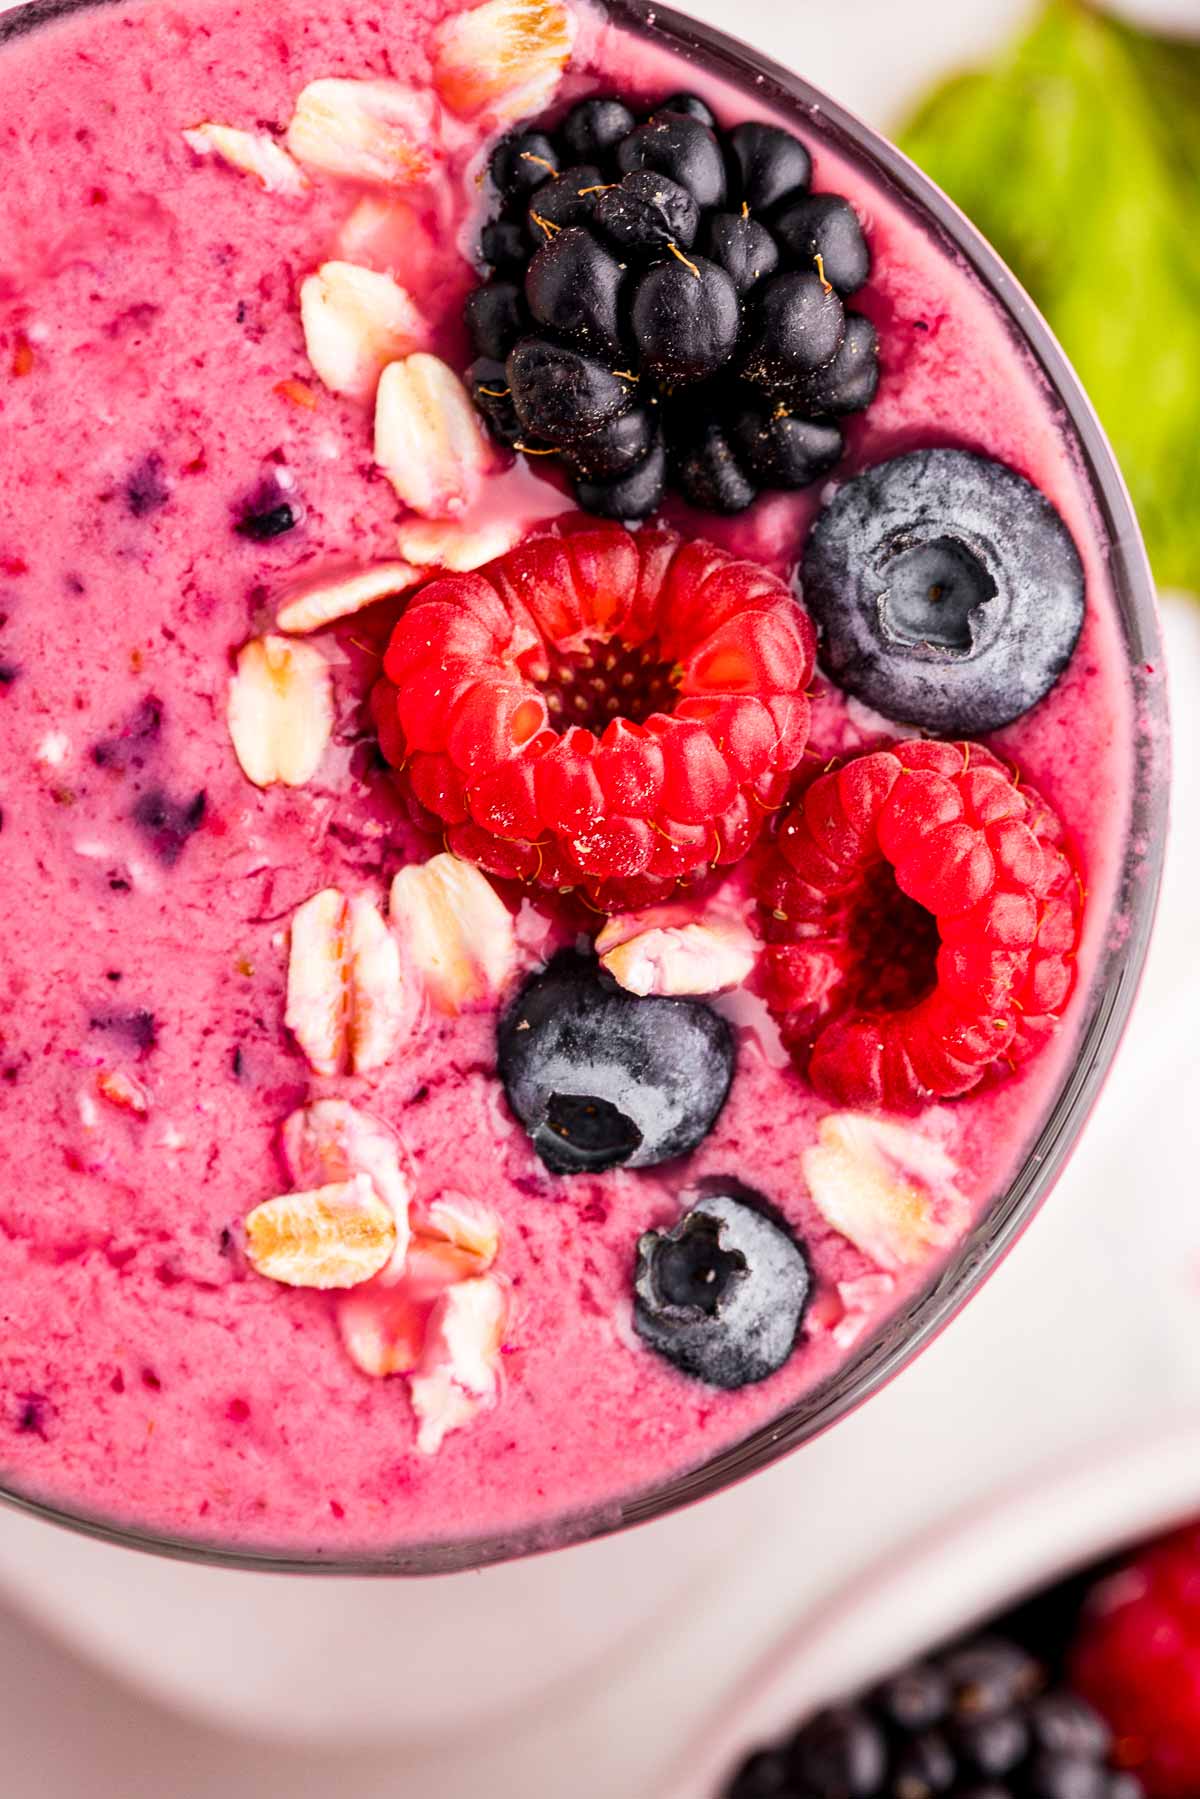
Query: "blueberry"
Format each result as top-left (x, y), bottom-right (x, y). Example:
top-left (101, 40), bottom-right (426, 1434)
top-left (508, 336), bottom-right (634, 444)
top-left (656, 92), bottom-right (717, 128)
top-left (525, 226), bottom-right (624, 347)
top-left (801, 449), bottom-right (1086, 734)
top-left (741, 271), bottom-right (845, 394)
top-left (727, 400), bottom-right (842, 489)
top-left (467, 356), bottom-right (522, 446)
top-left (561, 404), bottom-right (656, 480)
top-left (562, 96), bottom-right (636, 162)
top-left (787, 1706), bottom-right (887, 1797)
top-left (728, 122), bottom-right (812, 213)
top-left (480, 218), bottom-right (528, 272)
top-left (235, 490), bottom-right (299, 541)
top-left (1025, 1752), bottom-right (1108, 1799)
top-left (497, 951), bottom-right (733, 1173)
top-left (634, 1188), bottom-right (809, 1387)
top-left (725, 1749), bottom-right (795, 1798)
top-left (572, 436), bottom-right (666, 520)
top-left (792, 311), bottom-right (878, 415)
top-left (0, 662), bottom-right (17, 688)
top-left (630, 254), bottom-right (740, 384)
top-left (91, 694), bottom-right (164, 771)
top-left (131, 786), bottom-right (206, 865)
top-left (125, 452), bottom-right (170, 518)
top-left (594, 169), bottom-right (700, 254)
top-left (617, 112), bottom-right (727, 209)
top-left (526, 164), bottom-right (605, 236)
top-left (773, 192), bottom-right (870, 295)
top-left (954, 1712), bottom-right (1030, 1777)
top-left (490, 129), bottom-right (558, 197)
top-left (670, 415), bottom-right (758, 514)
top-left (1030, 1697), bottom-right (1112, 1762)
top-left (89, 1007), bottom-right (158, 1054)
top-left (873, 1665), bottom-right (951, 1732)
top-left (703, 211), bottom-right (780, 294)
top-left (943, 1639), bottom-right (1042, 1719)
top-left (890, 1730), bottom-right (956, 1796)
top-left (464, 279), bottom-right (528, 361)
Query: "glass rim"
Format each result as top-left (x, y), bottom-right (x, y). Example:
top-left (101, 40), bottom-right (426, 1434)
top-left (0, 0), bottom-right (1169, 1575)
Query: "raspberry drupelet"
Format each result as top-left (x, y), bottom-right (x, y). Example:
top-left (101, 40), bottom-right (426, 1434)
top-left (374, 516), bottom-right (817, 907)
top-left (754, 738), bottom-right (1082, 1109)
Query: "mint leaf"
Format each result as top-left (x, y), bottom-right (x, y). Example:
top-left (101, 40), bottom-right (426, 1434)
top-left (898, 0), bottom-right (1200, 592)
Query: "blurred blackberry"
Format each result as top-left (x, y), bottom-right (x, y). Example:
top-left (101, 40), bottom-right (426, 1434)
top-left (721, 1632), bottom-right (1143, 1799)
top-left (467, 90), bottom-right (879, 520)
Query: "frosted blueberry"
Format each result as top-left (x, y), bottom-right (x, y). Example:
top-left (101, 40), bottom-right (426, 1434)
top-left (802, 449), bottom-right (1086, 734)
top-left (497, 952), bottom-right (733, 1175)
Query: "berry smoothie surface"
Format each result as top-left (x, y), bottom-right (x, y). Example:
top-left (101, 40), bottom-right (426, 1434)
top-left (0, 0), bottom-right (1159, 1560)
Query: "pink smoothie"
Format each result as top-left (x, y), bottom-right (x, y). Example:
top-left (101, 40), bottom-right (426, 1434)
top-left (0, 0), bottom-right (1158, 1558)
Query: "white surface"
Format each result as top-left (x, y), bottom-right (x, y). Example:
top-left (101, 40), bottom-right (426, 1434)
top-left (1, 1), bottom-right (1198, 1793)
top-left (662, 1421), bottom-right (1200, 1798)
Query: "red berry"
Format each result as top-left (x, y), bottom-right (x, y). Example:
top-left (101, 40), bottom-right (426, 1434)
top-left (376, 517), bottom-right (816, 903)
top-left (754, 738), bottom-right (1082, 1108)
top-left (1072, 1526), bottom-right (1200, 1798)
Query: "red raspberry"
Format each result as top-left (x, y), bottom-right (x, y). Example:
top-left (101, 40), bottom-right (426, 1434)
top-left (1071, 1525), bottom-right (1200, 1798)
top-left (754, 738), bottom-right (1081, 1108)
top-left (375, 516), bottom-right (816, 903)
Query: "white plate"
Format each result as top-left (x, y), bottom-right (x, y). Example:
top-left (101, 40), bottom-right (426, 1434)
top-left (660, 1419), bottom-right (1200, 1799)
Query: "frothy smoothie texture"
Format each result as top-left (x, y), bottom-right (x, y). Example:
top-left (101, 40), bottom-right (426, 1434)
top-left (0, 0), bottom-right (1157, 1559)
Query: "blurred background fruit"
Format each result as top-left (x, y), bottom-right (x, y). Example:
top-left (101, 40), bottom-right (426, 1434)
top-left (899, 0), bottom-right (1200, 593)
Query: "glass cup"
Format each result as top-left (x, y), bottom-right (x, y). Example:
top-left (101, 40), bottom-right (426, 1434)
top-left (0, 0), bottom-right (1168, 1581)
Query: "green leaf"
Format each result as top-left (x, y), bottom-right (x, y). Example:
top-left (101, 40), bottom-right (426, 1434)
top-left (898, 0), bottom-right (1200, 592)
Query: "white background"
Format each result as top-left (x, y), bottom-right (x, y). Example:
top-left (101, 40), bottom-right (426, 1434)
top-left (2, 0), bottom-right (1200, 1793)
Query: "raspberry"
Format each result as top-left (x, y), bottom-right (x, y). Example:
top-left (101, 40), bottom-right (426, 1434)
top-left (1071, 1526), bottom-right (1200, 1798)
top-left (376, 517), bottom-right (816, 903)
top-left (754, 738), bottom-right (1081, 1108)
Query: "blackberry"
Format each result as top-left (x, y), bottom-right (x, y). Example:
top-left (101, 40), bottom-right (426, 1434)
top-left (573, 434), bottom-right (666, 520)
top-left (467, 356), bottom-right (521, 446)
top-left (464, 279), bottom-right (528, 361)
top-left (507, 337), bottom-right (633, 445)
top-left (594, 169), bottom-right (700, 254)
top-left (658, 91), bottom-right (718, 127)
top-left (489, 129), bottom-right (559, 197)
top-left (670, 412), bottom-right (758, 515)
top-left (719, 1633), bottom-right (1141, 1799)
top-left (467, 89), bottom-right (880, 519)
top-left (479, 218), bottom-right (526, 272)
top-left (526, 163), bottom-right (605, 236)
top-left (617, 111), bottom-right (728, 209)
top-left (774, 191), bottom-right (871, 295)
top-left (727, 400), bottom-right (842, 490)
top-left (727, 121), bottom-right (812, 212)
top-left (795, 311), bottom-right (880, 415)
top-left (560, 404), bottom-right (656, 480)
top-left (630, 254), bottom-right (740, 383)
top-left (561, 96), bottom-right (636, 162)
top-left (741, 270), bottom-right (846, 395)
top-left (525, 226), bottom-right (624, 347)
top-left (703, 210), bottom-right (780, 294)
